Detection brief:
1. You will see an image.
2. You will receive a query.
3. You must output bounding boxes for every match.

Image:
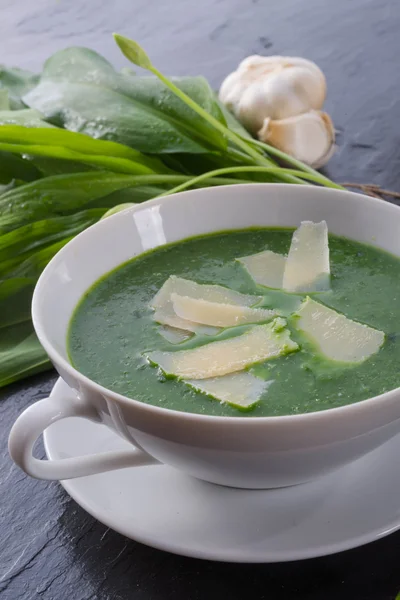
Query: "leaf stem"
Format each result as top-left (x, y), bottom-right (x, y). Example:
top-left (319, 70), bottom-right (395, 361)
top-left (156, 166), bottom-right (344, 197)
top-left (241, 136), bottom-right (344, 189)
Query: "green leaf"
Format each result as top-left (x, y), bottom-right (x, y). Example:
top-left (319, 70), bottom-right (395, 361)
top-left (0, 113), bottom-right (56, 184)
top-left (26, 156), bottom-right (95, 177)
top-left (0, 277), bottom-right (32, 302)
top-left (0, 108), bottom-right (52, 128)
top-left (0, 238), bottom-right (74, 331)
top-left (93, 185), bottom-right (166, 208)
top-left (161, 151), bottom-right (251, 176)
top-left (0, 125), bottom-right (170, 175)
top-left (113, 34), bottom-right (153, 69)
top-left (0, 320), bottom-right (51, 388)
top-left (0, 208), bottom-right (104, 270)
top-left (216, 97), bottom-right (253, 140)
top-left (5, 237), bottom-right (73, 281)
top-left (0, 150), bottom-right (41, 183)
top-left (0, 171), bottom-right (188, 233)
top-left (23, 47), bottom-right (228, 154)
top-left (0, 278), bottom-right (35, 329)
top-left (0, 171), bottom-right (138, 233)
top-left (0, 90), bottom-right (10, 110)
top-left (0, 141), bottom-right (156, 175)
top-left (0, 181), bottom-right (14, 194)
top-left (0, 124), bottom-right (154, 162)
top-left (0, 66), bottom-right (39, 110)
top-left (0, 255), bottom-right (30, 278)
top-left (101, 203), bottom-right (136, 219)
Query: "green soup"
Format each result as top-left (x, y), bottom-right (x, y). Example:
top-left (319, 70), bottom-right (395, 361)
top-left (68, 228), bottom-right (400, 417)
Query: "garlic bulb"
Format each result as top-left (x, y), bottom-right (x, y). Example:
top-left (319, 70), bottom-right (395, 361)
top-left (259, 111), bottom-right (335, 169)
top-left (219, 54), bottom-right (336, 167)
top-left (219, 55), bottom-right (326, 134)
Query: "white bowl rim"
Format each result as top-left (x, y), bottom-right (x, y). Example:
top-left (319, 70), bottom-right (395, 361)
top-left (32, 183), bottom-right (400, 425)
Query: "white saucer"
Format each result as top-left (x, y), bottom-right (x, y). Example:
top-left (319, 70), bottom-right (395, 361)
top-left (44, 378), bottom-right (400, 563)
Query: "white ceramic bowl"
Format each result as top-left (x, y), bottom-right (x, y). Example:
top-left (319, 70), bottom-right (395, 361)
top-left (8, 184), bottom-right (400, 488)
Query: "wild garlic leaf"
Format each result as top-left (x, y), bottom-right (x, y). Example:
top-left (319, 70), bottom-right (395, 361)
top-left (26, 156), bottom-right (95, 177)
top-left (0, 125), bottom-right (167, 175)
top-left (216, 97), bottom-right (253, 139)
top-left (0, 108), bottom-right (52, 128)
top-left (90, 185), bottom-right (168, 211)
top-left (101, 203), bottom-right (136, 219)
top-left (0, 181), bottom-right (13, 194)
top-left (0, 320), bottom-right (51, 388)
top-left (0, 90), bottom-right (10, 110)
top-left (0, 171), bottom-right (148, 233)
top-left (0, 209), bottom-right (104, 269)
top-left (0, 124), bottom-right (159, 164)
top-left (0, 238), bottom-right (74, 331)
top-left (0, 150), bottom-right (41, 184)
top-left (5, 237), bottom-right (73, 281)
top-left (23, 47), bottom-right (227, 154)
top-left (0, 141), bottom-right (157, 176)
top-left (0, 66), bottom-right (39, 110)
top-left (0, 278), bottom-right (35, 330)
top-left (161, 151), bottom-right (243, 176)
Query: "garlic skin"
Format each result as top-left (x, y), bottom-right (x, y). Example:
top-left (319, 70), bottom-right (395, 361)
top-left (219, 55), bottom-right (326, 134)
top-left (259, 111), bottom-right (335, 169)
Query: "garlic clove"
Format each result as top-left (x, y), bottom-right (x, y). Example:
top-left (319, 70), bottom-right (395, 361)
top-left (238, 67), bottom-right (325, 131)
top-left (278, 66), bottom-right (326, 114)
top-left (258, 110), bottom-right (336, 168)
top-left (219, 61), bottom-right (282, 116)
top-left (280, 56), bottom-right (326, 83)
top-left (236, 80), bottom-right (279, 133)
top-left (218, 71), bottom-right (248, 114)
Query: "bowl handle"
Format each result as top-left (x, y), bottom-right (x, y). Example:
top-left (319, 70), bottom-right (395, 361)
top-left (8, 392), bottom-right (159, 480)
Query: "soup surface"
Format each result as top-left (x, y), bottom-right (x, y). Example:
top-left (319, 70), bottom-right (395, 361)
top-left (68, 228), bottom-right (400, 417)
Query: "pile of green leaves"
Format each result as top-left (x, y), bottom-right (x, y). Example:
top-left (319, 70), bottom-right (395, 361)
top-left (0, 34), bottom-right (342, 388)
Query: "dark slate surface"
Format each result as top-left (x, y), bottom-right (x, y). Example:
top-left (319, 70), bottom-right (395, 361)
top-left (1, 1), bottom-right (400, 598)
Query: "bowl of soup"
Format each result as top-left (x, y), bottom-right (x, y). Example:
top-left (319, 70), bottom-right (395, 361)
top-left (9, 184), bottom-right (400, 488)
